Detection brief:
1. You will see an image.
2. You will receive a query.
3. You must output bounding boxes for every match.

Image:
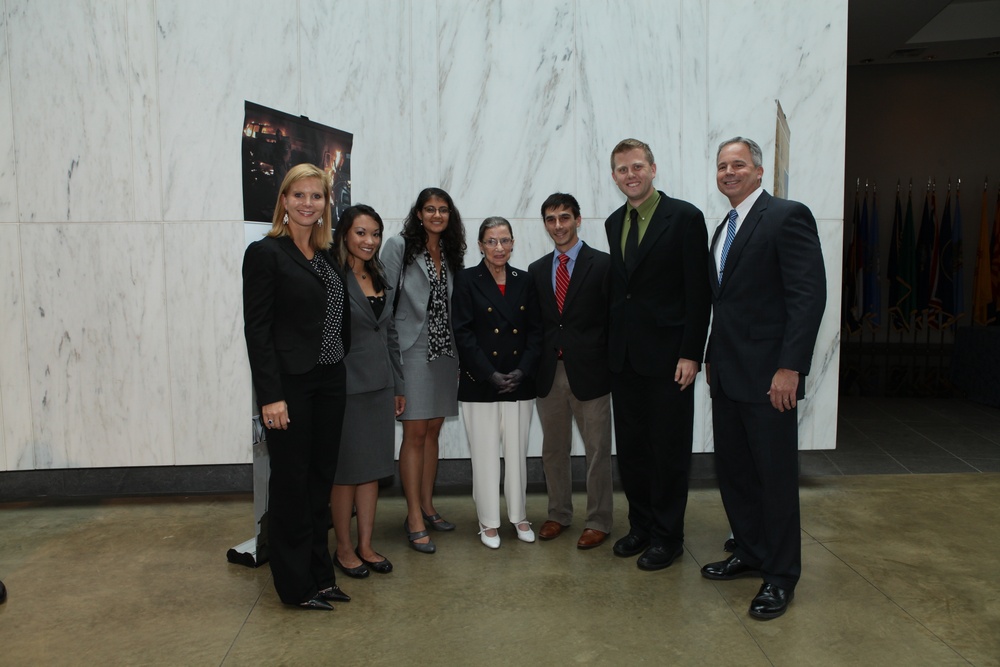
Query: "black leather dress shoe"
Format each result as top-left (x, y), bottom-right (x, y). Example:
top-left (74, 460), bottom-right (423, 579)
top-left (723, 538), bottom-right (736, 553)
top-left (318, 585), bottom-right (351, 603)
top-left (700, 554), bottom-right (760, 580)
top-left (637, 545), bottom-right (684, 571)
top-left (612, 533), bottom-right (650, 558)
top-left (334, 555), bottom-right (370, 579)
top-left (749, 583), bottom-right (793, 619)
top-left (298, 597), bottom-right (334, 611)
top-left (0, 579), bottom-right (6, 604)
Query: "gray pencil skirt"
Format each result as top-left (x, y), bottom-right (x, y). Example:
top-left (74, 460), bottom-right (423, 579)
top-left (334, 387), bottom-right (395, 485)
top-left (399, 329), bottom-right (459, 421)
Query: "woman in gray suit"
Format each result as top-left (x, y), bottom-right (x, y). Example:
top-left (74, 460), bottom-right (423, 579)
top-left (329, 205), bottom-right (405, 577)
top-left (381, 188), bottom-right (467, 553)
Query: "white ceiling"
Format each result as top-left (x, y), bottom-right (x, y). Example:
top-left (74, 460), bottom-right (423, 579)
top-left (849, 0), bottom-right (1000, 65)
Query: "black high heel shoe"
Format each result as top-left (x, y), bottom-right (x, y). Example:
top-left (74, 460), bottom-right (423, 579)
top-left (318, 585), bottom-right (351, 603)
top-left (404, 518), bottom-right (436, 554)
top-left (422, 511), bottom-right (456, 531)
top-left (297, 597), bottom-right (334, 611)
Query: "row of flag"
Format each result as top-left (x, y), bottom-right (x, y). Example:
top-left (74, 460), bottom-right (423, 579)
top-left (843, 180), bottom-right (1000, 333)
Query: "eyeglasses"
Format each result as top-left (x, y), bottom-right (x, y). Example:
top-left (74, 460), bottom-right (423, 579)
top-left (422, 206), bottom-right (450, 216)
top-left (482, 238), bottom-right (513, 248)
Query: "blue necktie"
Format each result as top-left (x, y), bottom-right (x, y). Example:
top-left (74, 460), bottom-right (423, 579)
top-left (719, 209), bottom-right (738, 281)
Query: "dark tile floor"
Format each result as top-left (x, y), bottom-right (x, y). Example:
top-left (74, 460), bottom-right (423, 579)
top-left (801, 396), bottom-right (1000, 476)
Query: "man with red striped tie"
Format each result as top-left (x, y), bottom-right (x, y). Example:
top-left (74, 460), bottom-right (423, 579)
top-left (528, 193), bottom-right (614, 550)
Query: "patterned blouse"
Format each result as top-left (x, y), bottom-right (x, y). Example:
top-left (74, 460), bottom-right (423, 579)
top-left (423, 248), bottom-right (455, 361)
top-left (308, 252), bottom-right (346, 365)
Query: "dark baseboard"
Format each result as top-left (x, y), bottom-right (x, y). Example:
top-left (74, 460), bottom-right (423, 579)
top-left (0, 454), bottom-right (722, 502)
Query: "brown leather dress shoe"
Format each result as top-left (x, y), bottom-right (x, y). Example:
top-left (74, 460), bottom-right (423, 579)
top-left (538, 520), bottom-right (567, 540)
top-left (576, 529), bottom-right (608, 549)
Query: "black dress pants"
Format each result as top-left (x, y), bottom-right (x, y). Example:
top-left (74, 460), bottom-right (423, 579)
top-left (712, 386), bottom-right (801, 591)
top-left (266, 361), bottom-right (346, 604)
top-left (610, 360), bottom-right (693, 550)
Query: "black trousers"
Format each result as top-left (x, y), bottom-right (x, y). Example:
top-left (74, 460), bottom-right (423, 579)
top-left (610, 360), bottom-right (693, 550)
top-left (266, 361), bottom-right (346, 605)
top-left (712, 387), bottom-right (801, 591)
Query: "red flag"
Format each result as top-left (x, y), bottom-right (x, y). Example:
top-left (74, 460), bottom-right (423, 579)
top-left (972, 185), bottom-right (994, 325)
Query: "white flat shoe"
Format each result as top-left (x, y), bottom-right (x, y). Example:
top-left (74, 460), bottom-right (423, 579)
top-left (514, 521), bottom-right (535, 543)
top-left (479, 525), bottom-right (501, 549)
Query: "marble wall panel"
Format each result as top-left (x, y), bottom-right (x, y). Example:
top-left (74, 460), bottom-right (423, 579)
top-left (0, 8), bottom-right (16, 223)
top-left (300, 0), bottom-right (416, 218)
top-left (704, 0), bottom-right (848, 222)
top-left (20, 223), bottom-right (173, 468)
top-left (575, 0), bottom-right (688, 219)
top-left (126, 1), bottom-right (164, 222)
top-left (0, 225), bottom-right (33, 469)
top-left (436, 0), bottom-right (580, 219)
top-left (164, 222), bottom-right (250, 465)
top-left (156, 1), bottom-right (299, 221)
top-left (7, 0), bottom-right (134, 222)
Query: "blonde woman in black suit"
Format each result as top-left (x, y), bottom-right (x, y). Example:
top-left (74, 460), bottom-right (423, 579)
top-left (329, 205), bottom-right (405, 578)
top-left (243, 163), bottom-right (351, 611)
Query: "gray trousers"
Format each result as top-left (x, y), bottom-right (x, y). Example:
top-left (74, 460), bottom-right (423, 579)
top-left (535, 361), bottom-right (614, 533)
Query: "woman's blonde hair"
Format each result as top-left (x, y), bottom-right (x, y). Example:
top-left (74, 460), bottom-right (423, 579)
top-left (266, 163), bottom-right (333, 250)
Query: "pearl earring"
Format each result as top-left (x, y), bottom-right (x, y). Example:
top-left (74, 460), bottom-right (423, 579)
top-left (282, 213), bottom-right (288, 225)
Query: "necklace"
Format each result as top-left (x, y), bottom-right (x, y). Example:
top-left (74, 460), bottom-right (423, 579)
top-left (349, 259), bottom-right (368, 280)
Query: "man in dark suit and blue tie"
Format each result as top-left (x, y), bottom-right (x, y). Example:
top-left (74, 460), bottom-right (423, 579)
top-left (701, 137), bottom-right (826, 620)
top-left (604, 139), bottom-right (711, 570)
top-left (529, 193), bottom-right (614, 549)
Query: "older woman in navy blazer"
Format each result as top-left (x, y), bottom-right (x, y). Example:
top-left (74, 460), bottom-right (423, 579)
top-left (243, 163), bottom-right (351, 611)
top-left (452, 217), bottom-right (543, 549)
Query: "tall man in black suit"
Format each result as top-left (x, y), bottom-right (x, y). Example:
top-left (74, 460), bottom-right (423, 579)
top-left (701, 137), bottom-right (826, 620)
top-left (529, 193), bottom-right (614, 550)
top-left (605, 139), bottom-right (711, 570)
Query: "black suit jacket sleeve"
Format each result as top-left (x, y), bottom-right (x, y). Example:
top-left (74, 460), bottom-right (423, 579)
top-left (776, 201), bottom-right (827, 373)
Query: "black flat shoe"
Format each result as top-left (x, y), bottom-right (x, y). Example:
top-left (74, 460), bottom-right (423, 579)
top-left (297, 597), bottom-right (334, 611)
top-left (334, 555), bottom-right (370, 579)
top-left (404, 518), bottom-right (436, 554)
top-left (701, 554), bottom-right (760, 580)
top-left (612, 533), bottom-right (650, 558)
top-left (422, 511), bottom-right (456, 531)
top-left (637, 545), bottom-right (684, 571)
top-left (318, 585), bottom-right (350, 603)
top-left (749, 583), bottom-right (793, 620)
top-left (356, 548), bottom-right (393, 574)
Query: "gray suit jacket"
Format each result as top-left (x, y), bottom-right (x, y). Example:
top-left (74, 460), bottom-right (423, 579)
top-left (343, 270), bottom-right (405, 396)
top-left (380, 234), bottom-right (456, 354)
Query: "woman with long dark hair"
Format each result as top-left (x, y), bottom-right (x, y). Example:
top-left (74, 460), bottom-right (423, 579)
top-left (328, 205), bottom-right (405, 577)
top-left (381, 188), bottom-right (466, 553)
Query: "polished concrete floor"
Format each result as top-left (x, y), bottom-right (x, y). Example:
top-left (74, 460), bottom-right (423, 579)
top-left (1, 398), bottom-right (999, 666)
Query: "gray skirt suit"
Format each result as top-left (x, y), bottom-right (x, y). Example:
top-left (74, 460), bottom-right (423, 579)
top-left (380, 235), bottom-right (459, 420)
top-left (334, 270), bottom-right (406, 484)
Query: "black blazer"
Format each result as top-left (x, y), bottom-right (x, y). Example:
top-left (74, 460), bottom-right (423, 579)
top-left (528, 243), bottom-right (611, 401)
top-left (604, 191), bottom-right (711, 376)
top-left (243, 235), bottom-right (352, 407)
top-left (706, 191), bottom-right (826, 403)
top-left (451, 260), bottom-right (543, 402)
